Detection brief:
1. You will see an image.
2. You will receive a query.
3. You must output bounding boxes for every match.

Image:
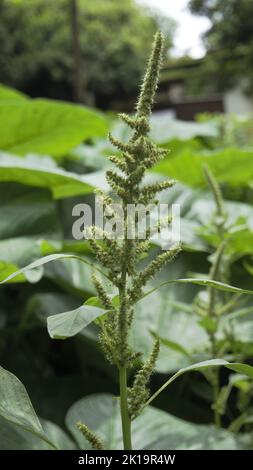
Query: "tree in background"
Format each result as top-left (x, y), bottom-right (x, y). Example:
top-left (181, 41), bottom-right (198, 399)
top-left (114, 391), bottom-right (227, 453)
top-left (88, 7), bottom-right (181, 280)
top-left (189, 0), bottom-right (253, 94)
top-left (0, 0), bottom-right (175, 107)
top-left (70, 0), bottom-right (82, 103)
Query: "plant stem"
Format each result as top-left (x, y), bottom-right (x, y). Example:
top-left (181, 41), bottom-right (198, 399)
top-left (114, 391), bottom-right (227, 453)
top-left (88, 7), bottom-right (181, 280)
top-left (207, 241), bottom-right (227, 426)
top-left (118, 219), bottom-right (132, 449)
top-left (213, 369), bottom-right (221, 427)
top-left (119, 365), bottom-right (132, 450)
top-left (228, 412), bottom-right (247, 433)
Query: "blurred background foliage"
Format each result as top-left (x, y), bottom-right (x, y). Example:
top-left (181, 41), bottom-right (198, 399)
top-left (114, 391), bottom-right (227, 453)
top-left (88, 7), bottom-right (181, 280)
top-left (188, 0), bottom-right (253, 95)
top-left (0, 0), bottom-right (175, 106)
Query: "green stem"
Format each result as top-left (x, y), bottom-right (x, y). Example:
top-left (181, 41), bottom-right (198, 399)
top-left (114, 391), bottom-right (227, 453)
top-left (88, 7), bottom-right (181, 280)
top-left (119, 365), bottom-right (132, 450)
top-left (207, 240), bottom-right (227, 321)
top-left (207, 241), bottom-right (227, 426)
top-left (118, 220), bottom-right (132, 450)
top-left (212, 369), bottom-right (221, 428)
top-left (228, 412), bottom-right (247, 433)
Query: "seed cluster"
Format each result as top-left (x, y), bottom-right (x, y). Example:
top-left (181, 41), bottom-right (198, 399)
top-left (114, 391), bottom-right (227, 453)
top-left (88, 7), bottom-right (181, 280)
top-left (77, 422), bottom-right (104, 450)
top-left (77, 32), bottom-right (181, 448)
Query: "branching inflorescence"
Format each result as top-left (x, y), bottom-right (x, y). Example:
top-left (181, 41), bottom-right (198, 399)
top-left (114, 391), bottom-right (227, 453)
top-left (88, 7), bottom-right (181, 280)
top-left (77, 32), bottom-right (181, 450)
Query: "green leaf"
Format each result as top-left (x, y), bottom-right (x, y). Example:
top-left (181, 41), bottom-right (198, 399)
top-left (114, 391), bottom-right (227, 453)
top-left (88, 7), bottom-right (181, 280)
top-left (0, 253), bottom-right (106, 285)
top-left (146, 359), bottom-right (253, 406)
top-left (225, 363), bottom-right (253, 378)
top-left (0, 83), bottom-right (27, 101)
top-left (0, 417), bottom-right (76, 450)
top-left (0, 260), bottom-right (26, 283)
top-left (184, 194), bottom-right (253, 255)
top-left (153, 147), bottom-right (253, 187)
top-left (24, 293), bottom-right (79, 327)
top-left (0, 99), bottom-right (108, 156)
top-left (0, 153), bottom-right (107, 199)
top-left (47, 304), bottom-right (107, 339)
top-left (151, 332), bottom-right (191, 358)
top-left (229, 374), bottom-right (251, 392)
top-left (0, 259), bottom-right (42, 283)
top-left (150, 113), bottom-right (218, 143)
top-left (70, 142), bottom-right (109, 171)
top-left (66, 393), bottom-right (243, 450)
top-left (199, 316), bottom-right (218, 334)
top-left (0, 237), bottom-right (59, 268)
top-left (223, 311), bottom-right (253, 346)
top-left (144, 278), bottom-right (253, 299)
top-left (158, 184), bottom-right (253, 254)
top-left (0, 367), bottom-right (56, 449)
top-left (0, 184), bottom-right (63, 280)
top-left (0, 184), bottom-right (62, 241)
top-left (42, 420), bottom-right (76, 450)
top-left (131, 287), bottom-right (207, 373)
top-left (44, 256), bottom-right (97, 297)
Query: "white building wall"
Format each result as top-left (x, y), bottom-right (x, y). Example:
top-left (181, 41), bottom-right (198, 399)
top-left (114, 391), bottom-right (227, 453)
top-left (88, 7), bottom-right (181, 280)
top-left (224, 86), bottom-right (253, 114)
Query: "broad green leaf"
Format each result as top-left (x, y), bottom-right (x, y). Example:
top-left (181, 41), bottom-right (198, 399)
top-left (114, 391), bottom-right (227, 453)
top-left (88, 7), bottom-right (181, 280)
top-left (132, 282), bottom-right (252, 367)
top-left (0, 99), bottom-right (108, 156)
top-left (0, 153), bottom-right (107, 199)
top-left (0, 84), bottom-right (27, 101)
top-left (66, 393), bottom-right (243, 450)
top-left (42, 420), bottom-right (76, 450)
top-left (146, 359), bottom-right (253, 406)
top-left (150, 112), bottom-right (218, 143)
top-left (0, 367), bottom-right (56, 449)
top-left (47, 304), bottom-right (107, 339)
top-left (153, 147), bottom-right (253, 187)
top-left (25, 293), bottom-right (79, 324)
top-left (0, 417), bottom-right (76, 450)
top-left (66, 394), bottom-right (120, 449)
top-left (26, 293), bottom-right (107, 343)
top-left (131, 287), bottom-right (207, 373)
top-left (44, 257), bottom-right (97, 297)
top-left (0, 185), bottom-right (63, 279)
top-left (227, 229), bottom-right (253, 257)
top-left (0, 184), bottom-right (62, 241)
top-left (164, 137), bottom-right (205, 155)
top-left (70, 142), bottom-right (109, 171)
